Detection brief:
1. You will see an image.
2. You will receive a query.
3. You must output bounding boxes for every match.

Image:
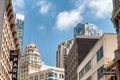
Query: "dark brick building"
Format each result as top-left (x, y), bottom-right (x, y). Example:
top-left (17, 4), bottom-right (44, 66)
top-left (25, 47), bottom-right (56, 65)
top-left (65, 37), bottom-right (99, 80)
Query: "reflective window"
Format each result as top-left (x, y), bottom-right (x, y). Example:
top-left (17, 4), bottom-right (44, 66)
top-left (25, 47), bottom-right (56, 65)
top-left (97, 47), bottom-right (103, 62)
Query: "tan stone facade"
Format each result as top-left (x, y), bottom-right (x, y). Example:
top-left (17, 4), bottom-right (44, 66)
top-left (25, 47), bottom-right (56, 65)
top-left (56, 40), bottom-right (74, 68)
top-left (0, 0), bottom-right (21, 80)
top-left (111, 0), bottom-right (120, 79)
top-left (21, 44), bottom-right (42, 80)
top-left (77, 34), bottom-right (117, 80)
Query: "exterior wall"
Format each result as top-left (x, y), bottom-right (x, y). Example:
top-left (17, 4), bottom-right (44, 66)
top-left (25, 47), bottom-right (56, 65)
top-left (56, 40), bottom-right (74, 68)
top-left (0, 0), bottom-right (21, 80)
top-left (65, 37), bottom-right (98, 80)
top-left (111, 0), bottom-right (120, 79)
top-left (29, 68), bottom-right (64, 80)
top-left (21, 44), bottom-right (42, 80)
top-left (77, 34), bottom-right (117, 80)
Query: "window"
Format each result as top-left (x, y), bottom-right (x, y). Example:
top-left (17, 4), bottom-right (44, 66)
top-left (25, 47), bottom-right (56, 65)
top-left (97, 47), bottom-right (103, 61)
top-left (55, 73), bottom-right (57, 78)
top-left (97, 67), bottom-right (103, 80)
top-left (48, 72), bottom-right (54, 77)
top-left (79, 61), bottom-right (91, 79)
top-left (34, 75), bottom-right (38, 80)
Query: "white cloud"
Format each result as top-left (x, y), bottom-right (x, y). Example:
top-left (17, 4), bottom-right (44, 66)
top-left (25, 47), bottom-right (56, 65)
top-left (12, 0), bottom-right (25, 13)
top-left (37, 0), bottom-right (51, 15)
top-left (55, 7), bottom-right (83, 31)
top-left (88, 0), bottom-right (112, 18)
top-left (38, 25), bottom-right (46, 30)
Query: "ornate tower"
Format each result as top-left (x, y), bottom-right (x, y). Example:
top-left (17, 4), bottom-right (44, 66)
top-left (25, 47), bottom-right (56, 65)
top-left (21, 44), bottom-right (42, 80)
top-left (111, 0), bottom-right (120, 79)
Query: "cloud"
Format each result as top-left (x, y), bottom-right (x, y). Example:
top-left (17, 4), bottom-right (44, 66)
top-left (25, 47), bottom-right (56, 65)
top-left (38, 25), bottom-right (46, 31)
top-left (55, 7), bottom-right (83, 31)
top-left (37, 0), bottom-right (51, 15)
top-left (88, 0), bottom-right (112, 18)
top-left (12, 0), bottom-right (25, 13)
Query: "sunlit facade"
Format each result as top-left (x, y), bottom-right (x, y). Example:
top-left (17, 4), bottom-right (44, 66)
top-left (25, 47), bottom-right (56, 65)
top-left (29, 66), bottom-right (64, 80)
top-left (0, 0), bottom-right (21, 80)
top-left (21, 44), bottom-right (42, 80)
top-left (56, 39), bottom-right (74, 68)
top-left (77, 34), bottom-right (117, 80)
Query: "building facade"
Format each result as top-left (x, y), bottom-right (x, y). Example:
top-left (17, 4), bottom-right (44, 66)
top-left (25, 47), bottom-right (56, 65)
top-left (77, 34), bottom-right (117, 80)
top-left (21, 43), bottom-right (65, 80)
top-left (29, 66), bottom-right (64, 80)
top-left (16, 13), bottom-right (24, 51)
top-left (74, 23), bottom-right (103, 37)
top-left (56, 39), bottom-right (74, 68)
top-left (111, 0), bottom-right (120, 79)
top-left (65, 37), bottom-right (99, 80)
top-left (0, 0), bottom-right (21, 80)
top-left (16, 13), bottom-right (25, 80)
top-left (21, 43), bottom-right (43, 80)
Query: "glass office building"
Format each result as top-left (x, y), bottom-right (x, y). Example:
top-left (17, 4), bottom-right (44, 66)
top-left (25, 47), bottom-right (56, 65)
top-left (16, 13), bottom-right (25, 80)
top-left (16, 13), bottom-right (24, 51)
top-left (74, 23), bottom-right (103, 37)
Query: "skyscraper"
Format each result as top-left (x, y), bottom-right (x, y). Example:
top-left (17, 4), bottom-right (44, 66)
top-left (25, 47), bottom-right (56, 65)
top-left (56, 40), bottom-right (74, 68)
top-left (16, 13), bottom-right (24, 51)
top-left (16, 13), bottom-right (24, 80)
top-left (74, 23), bottom-right (103, 37)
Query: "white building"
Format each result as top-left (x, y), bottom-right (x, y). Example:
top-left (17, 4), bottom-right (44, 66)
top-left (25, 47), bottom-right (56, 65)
top-left (77, 34), bottom-right (117, 80)
top-left (29, 65), bottom-right (64, 80)
top-left (21, 43), bottom-right (64, 80)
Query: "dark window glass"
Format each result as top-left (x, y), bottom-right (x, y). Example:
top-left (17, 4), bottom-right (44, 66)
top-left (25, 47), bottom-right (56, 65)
top-left (97, 47), bottom-right (103, 61)
top-left (97, 67), bottom-right (103, 80)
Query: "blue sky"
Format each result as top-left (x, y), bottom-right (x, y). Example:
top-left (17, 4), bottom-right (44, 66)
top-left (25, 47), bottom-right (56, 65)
top-left (12, 0), bottom-right (116, 66)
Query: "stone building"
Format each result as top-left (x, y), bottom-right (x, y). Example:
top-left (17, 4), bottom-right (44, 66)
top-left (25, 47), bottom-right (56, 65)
top-left (0, 0), bottom-right (21, 80)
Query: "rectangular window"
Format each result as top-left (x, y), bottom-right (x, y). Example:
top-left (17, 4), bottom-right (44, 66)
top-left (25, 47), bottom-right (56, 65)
top-left (97, 47), bottom-right (103, 61)
top-left (79, 61), bottom-right (91, 79)
top-left (97, 67), bottom-right (103, 80)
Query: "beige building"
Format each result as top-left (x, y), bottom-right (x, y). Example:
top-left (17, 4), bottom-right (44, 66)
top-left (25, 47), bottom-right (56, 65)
top-left (21, 43), bottom-right (65, 80)
top-left (29, 65), bottom-right (64, 80)
top-left (56, 39), bottom-right (74, 68)
top-left (77, 34), bottom-right (117, 80)
top-left (111, 0), bottom-right (120, 79)
top-left (65, 36), bottom-right (99, 80)
top-left (0, 0), bottom-right (21, 80)
top-left (21, 44), bottom-right (43, 80)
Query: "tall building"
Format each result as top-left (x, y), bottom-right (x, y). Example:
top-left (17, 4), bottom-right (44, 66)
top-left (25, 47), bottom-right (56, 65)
top-left (56, 23), bottom-right (103, 69)
top-left (56, 39), bottom-right (74, 68)
top-left (0, 0), bottom-right (21, 80)
top-left (16, 13), bottom-right (24, 51)
top-left (21, 44), bottom-right (43, 80)
top-left (29, 66), bottom-right (64, 80)
top-left (77, 34), bottom-right (117, 80)
top-left (74, 23), bottom-right (103, 37)
top-left (15, 13), bottom-right (24, 80)
top-left (21, 43), bottom-right (65, 80)
top-left (65, 37), bottom-right (99, 80)
top-left (111, 0), bottom-right (120, 79)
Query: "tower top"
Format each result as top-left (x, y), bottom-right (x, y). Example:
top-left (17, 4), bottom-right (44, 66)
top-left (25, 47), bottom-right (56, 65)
top-left (16, 13), bottom-right (25, 20)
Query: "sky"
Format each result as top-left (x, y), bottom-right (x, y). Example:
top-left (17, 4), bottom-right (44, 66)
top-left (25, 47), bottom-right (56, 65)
top-left (12, 0), bottom-right (116, 67)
